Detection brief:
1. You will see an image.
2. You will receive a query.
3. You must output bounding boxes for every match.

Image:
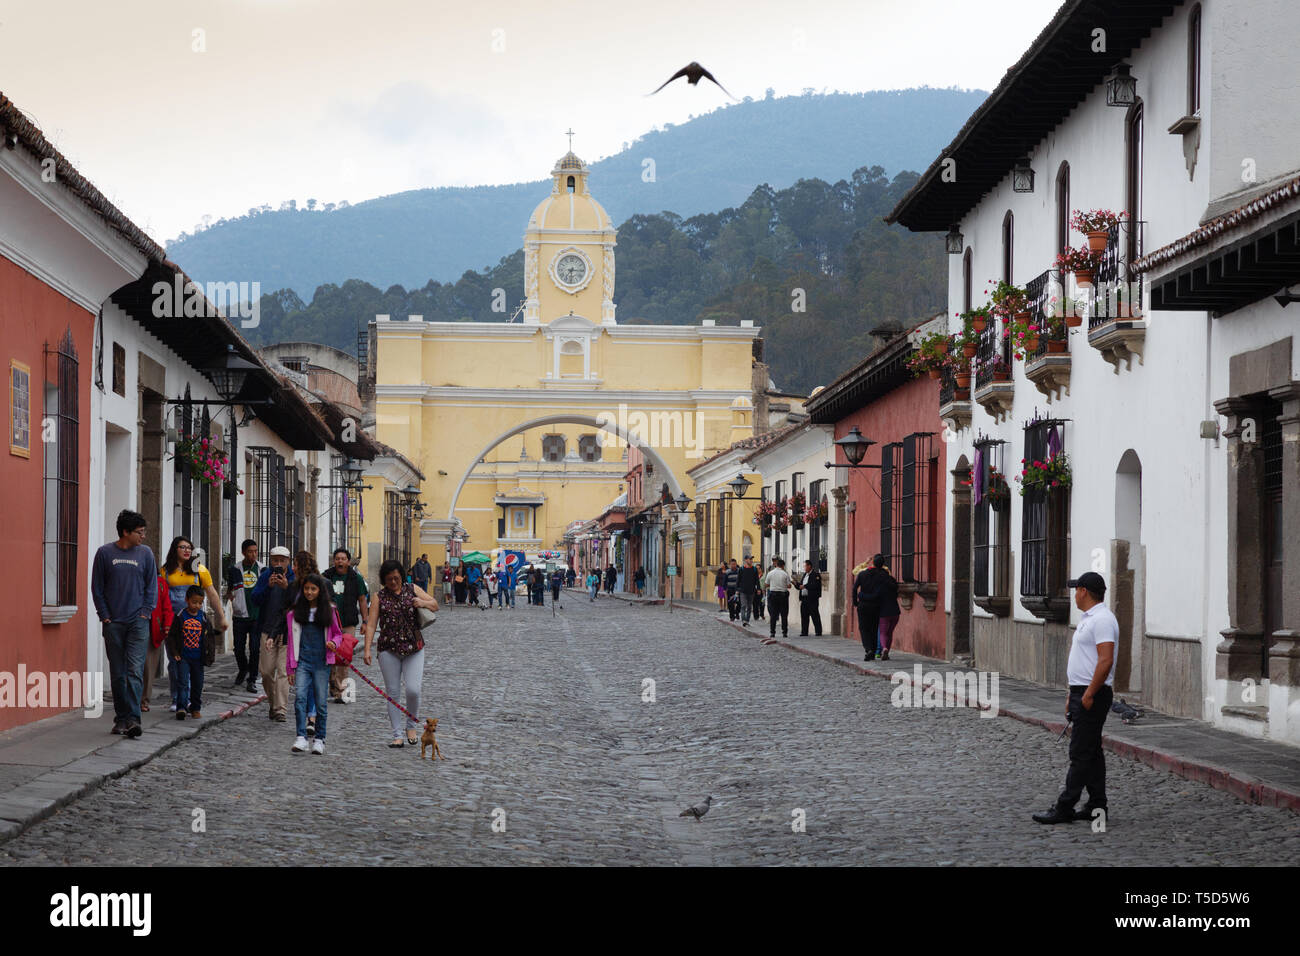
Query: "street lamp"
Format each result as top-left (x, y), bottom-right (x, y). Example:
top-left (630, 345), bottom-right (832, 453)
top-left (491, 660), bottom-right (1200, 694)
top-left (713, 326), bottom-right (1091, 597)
top-left (1105, 63), bottom-right (1137, 107)
top-left (204, 344), bottom-right (259, 402)
top-left (945, 226), bottom-right (964, 255)
top-left (833, 426), bottom-right (876, 466)
top-left (1011, 156), bottom-right (1036, 193)
top-left (726, 474), bottom-right (752, 499)
top-left (668, 491), bottom-right (691, 613)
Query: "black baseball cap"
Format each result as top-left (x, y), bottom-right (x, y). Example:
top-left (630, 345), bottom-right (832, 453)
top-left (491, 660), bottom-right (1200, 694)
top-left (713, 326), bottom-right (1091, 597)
top-left (1067, 572), bottom-right (1106, 596)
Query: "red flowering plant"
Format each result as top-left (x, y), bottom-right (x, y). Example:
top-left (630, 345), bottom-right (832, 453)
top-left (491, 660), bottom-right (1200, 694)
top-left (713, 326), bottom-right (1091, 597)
top-left (1001, 311), bottom-right (1042, 361)
top-left (907, 331), bottom-right (957, 377)
top-left (1016, 453), bottom-right (1072, 496)
top-left (788, 490), bottom-right (807, 528)
top-left (1054, 245), bottom-right (1103, 276)
top-left (1070, 208), bottom-right (1125, 236)
top-left (803, 497), bottom-right (828, 524)
top-left (989, 280), bottom-right (1028, 322)
top-left (752, 499), bottom-right (778, 533)
top-left (173, 433), bottom-right (229, 487)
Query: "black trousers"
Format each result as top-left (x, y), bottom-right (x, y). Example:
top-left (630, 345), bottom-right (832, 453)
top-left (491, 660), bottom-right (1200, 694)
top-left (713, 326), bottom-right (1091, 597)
top-left (799, 597), bottom-right (822, 636)
top-left (1058, 685), bottom-right (1113, 810)
top-left (232, 617), bottom-right (259, 676)
top-left (857, 604), bottom-right (880, 656)
top-left (767, 591), bottom-right (789, 636)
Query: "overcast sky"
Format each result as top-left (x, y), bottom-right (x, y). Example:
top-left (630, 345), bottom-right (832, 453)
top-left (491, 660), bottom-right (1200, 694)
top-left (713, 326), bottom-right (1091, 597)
top-left (4, 0), bottom-right (1057, 242)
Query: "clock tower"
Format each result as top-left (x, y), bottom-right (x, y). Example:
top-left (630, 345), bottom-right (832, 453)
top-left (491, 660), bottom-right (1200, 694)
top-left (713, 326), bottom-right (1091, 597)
top-left (523, 149), bottom-right (617, 325)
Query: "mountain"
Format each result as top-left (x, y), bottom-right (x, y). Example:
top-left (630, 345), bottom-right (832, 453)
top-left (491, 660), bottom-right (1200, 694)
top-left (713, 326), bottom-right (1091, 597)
top-left (169, 88), bottom-right (983, 297)
top-left (241, 166), bottom-right (947, 396)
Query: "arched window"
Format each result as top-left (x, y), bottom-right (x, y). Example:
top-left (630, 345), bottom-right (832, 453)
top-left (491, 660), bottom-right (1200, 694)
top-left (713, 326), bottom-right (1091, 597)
top-left (542, 434), bottom-right (566, 462)
top-left (1126, 104), bottom-right (1144, 261)
top-left (1001, 211), bottom-right (1014, 283)
top-left (1188, 5), bottom-right (1202, 115)
top-left (962, 247), bottom-right (972, 313)
top-left (1055, 162), bottom-right (1070, 258)
top-left (566, 175), bottom-right (575, 193)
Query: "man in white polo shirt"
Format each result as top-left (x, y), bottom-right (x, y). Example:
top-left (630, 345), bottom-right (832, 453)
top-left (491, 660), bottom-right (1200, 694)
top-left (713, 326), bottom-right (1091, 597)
top-left (1033, 571), bottom-right (1118, 825)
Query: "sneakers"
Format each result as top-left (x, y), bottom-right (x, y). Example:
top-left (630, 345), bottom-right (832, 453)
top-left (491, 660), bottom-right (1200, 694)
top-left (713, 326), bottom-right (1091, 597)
top-left (292, 736), bottom-right (309, 753)
top-left (111, 720), bottom-right (126, 735)
top-left (176, 710), bottom-right (187, 721)
top-left (311, 738), bottom-right (324, 756)
top-left (125, 722), bottom-right (142, 738)
top-left (169, 704), bottom-right (178, 712)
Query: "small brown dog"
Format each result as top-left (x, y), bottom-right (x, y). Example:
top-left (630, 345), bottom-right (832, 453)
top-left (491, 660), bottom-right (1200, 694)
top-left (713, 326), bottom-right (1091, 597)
top-left (420, 718), bottom-right (443, 760)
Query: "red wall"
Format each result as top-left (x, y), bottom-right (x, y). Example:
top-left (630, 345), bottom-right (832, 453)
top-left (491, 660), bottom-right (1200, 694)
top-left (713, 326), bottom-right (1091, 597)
top-left (836, 374), bottom-right (948, 659)
top-left (0, 255), bottom-right (94, 731)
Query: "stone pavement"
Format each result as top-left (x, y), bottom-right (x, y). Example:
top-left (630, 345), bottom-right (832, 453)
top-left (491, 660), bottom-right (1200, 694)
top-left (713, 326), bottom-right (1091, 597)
top-left (608, 589), bottom-right (1300, 812)
top-left (0, 657), bottom-right (264, 842)
top-left (0, 596), bottom-right (1295, 865)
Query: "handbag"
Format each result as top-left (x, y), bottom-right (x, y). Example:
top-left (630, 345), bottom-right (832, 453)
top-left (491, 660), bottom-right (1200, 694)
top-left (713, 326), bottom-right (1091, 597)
top-left (417, 606), bottom-right (437, 632)
top-left (334, 631), bottom-right (359, 664)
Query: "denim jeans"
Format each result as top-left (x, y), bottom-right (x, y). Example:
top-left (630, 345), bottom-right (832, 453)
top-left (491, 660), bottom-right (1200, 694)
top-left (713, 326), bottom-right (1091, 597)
top-left (104, 617), bottom-right (150, 725)
top-left (739, 591), bottom-right (754, 623)
top-left (174, 655), bottom-right (204, 712)
top-left (502, 586), bottom-right (515, 607)
top-left (232, 617), bottom-right (260, 677)
top-left (293, 626), bottom-right (329, 741)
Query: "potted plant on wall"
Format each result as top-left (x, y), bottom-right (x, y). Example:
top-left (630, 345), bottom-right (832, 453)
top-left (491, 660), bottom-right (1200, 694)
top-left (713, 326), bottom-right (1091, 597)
top-left (990, 280), bottom-right (1029, 328)
top-left (979, 351), bottom-right (1011, 382)
top-left (964, 303), bottom-right (994, 335)
top-left (986, 466), bottom-right (1012, 510)
top-left (1071, 208), bottom-right (1125, 253)
top-left (1016, 452), bottom-right (1072, 495)
top-left (172, 433), bottom-right (228, 487)
top-left (1002, 311), bottom-right (1041, 360)
top-left (1055, 246), bottom-right (1103, 287)
top-left (907, 331), bottom-right (954, 380)
top-left (788, 489), bottom-right (807, 529)
top-left (1043, 310), bottom-right (1068, 353)
top-left (1050, 295), bottom-right (1086, 328)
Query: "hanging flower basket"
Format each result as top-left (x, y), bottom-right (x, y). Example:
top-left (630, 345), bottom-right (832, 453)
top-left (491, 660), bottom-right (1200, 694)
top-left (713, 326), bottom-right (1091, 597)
top-left (172, 433), bottom-right (229, 488)
top-left (1016, 452), bottom-right (1072, 496)
top-left (986, 468), bottom-right (1011, 511)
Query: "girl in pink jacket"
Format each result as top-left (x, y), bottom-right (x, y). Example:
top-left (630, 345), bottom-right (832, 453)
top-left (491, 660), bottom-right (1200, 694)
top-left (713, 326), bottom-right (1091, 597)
top-left (285, 573), bottom-right (343, 755)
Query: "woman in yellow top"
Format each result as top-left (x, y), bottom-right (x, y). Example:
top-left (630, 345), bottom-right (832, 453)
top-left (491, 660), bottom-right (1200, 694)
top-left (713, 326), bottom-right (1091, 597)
top-left (159, 536), bottom-right (228, 712)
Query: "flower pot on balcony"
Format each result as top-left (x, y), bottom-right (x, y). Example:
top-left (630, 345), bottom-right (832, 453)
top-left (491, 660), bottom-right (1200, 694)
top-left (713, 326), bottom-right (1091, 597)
top-left (928, 368), bottom-right (942, 380)
top-left (962, 343), bottom-right (977, 359)
top-left (1047, 339), bottom-right (1068, 354)
top-left (955, 370), bottom-right (971, 388)
top-left (971, 315), bottom-right (987, 333)
top-left (992, 370), bottom-right (1010, 382)
top-left (953, 387), bottom-right (970, 400)
top-left (1086, 230), bottom-right (1109, 254)
top-left (1014, 310), bottom-right (1031, 323)
top-left (1024, 334), bottom-right (1039, 352)
top-left (1073, 269), bottom-right (1095, 287)
top-left (1066, 315), bottom-right (1083, 328)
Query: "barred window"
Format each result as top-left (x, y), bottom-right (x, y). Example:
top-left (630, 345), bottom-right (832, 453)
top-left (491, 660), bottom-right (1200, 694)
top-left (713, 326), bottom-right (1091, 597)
top-left (694, 503), bottom-right (704, 568)
top-left (1020, 419), bottom-right (1070, 601)
top-left (881, 434), bottom-right (936, 583)
top-left (383, 490), bottom-right (410, 566)
top-left (578, 434), bottom-right (599, 462)
top-left (808, 479), bottom-right (827, 571)
top-left (715, 495), bottom-right (728, 564)
top-left (973, 439), bottom-right (1012, 606)
top-left (43, 329), bottom-right (78, 607)
top-left (248, 447), bottom-right (287, 556)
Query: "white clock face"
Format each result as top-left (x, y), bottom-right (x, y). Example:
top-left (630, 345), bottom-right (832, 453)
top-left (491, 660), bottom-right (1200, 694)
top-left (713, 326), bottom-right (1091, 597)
top-left (555, 253), bottom-right (587, 286)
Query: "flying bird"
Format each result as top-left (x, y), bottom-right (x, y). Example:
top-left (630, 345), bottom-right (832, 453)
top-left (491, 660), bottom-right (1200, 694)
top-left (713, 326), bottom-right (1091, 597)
top-left (649, 62), bottom-right (739, 101)
top-left (679, 795), bottom-right (714, 821)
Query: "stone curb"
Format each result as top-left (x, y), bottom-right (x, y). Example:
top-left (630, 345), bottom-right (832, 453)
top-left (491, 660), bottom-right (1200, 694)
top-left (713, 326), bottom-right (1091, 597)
top-left (649, 595), bottom-right (1300, 814)
top-left (0, 691), bottom-right (268, 845)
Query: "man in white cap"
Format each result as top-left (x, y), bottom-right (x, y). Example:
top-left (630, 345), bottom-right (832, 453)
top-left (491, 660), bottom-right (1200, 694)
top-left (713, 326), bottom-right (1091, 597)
top-left (251, 546), bottom-right (295, 721)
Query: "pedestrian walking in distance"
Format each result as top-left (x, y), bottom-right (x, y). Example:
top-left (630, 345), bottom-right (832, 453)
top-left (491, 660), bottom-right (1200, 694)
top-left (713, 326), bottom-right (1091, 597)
top-left (252, 547), bottom-right (296, 722)
top-left (166, 585), bottom-right (210, 719)
top-left (763, 558), bottom-right (792, 639)
top-left (287, 574), bottom-right (344, 755)
top-left (798, 560), bottom-right (823, 637)
top-left (323, 548), bottom-right (369, 703)
top-left (226, 538), bottom-right (263, 693)
top-left (1033, 572), bottom-right (1118, 825)
top-left (363, 559), bottom-right (438, 748)
top-left (853, 554), bottom-right (894, 662)
top-left (714, 564), bottom-right (728, 611)
top-left (873, 560), bottom-right (900, 661)
top-left (737, 556), bottom-right (760, 627)
top-left (90, 509), bottom-right (158, 738)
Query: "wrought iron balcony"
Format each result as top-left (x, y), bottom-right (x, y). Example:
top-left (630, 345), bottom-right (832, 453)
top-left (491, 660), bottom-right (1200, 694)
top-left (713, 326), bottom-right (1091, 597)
top-left (1088, 220), bottom-right (1148, 372)
top-left (1024, 268), bottom-right (1071, 401)
top-left (938, 364), bottom-right (971, 432)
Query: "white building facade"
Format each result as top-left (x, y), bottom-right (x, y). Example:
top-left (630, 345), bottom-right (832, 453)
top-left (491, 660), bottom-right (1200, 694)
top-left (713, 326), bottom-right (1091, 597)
top-left (888, 0), bottom-right (1300, 744)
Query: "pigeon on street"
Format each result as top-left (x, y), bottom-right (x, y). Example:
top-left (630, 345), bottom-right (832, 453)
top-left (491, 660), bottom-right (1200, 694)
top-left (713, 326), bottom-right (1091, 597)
top-left (679, 795), bottom-right (713, 821)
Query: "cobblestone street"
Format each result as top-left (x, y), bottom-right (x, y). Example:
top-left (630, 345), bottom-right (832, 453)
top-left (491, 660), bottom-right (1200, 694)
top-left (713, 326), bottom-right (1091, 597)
top-left (3, 596), bottom-right (1296, 866)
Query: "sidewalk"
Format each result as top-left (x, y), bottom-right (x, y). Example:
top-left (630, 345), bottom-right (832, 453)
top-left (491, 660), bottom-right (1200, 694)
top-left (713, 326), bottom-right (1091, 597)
top-left (0, 656), bottom-right (265, 843)
top-left (610, 590), bottom-right (1300, 812)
